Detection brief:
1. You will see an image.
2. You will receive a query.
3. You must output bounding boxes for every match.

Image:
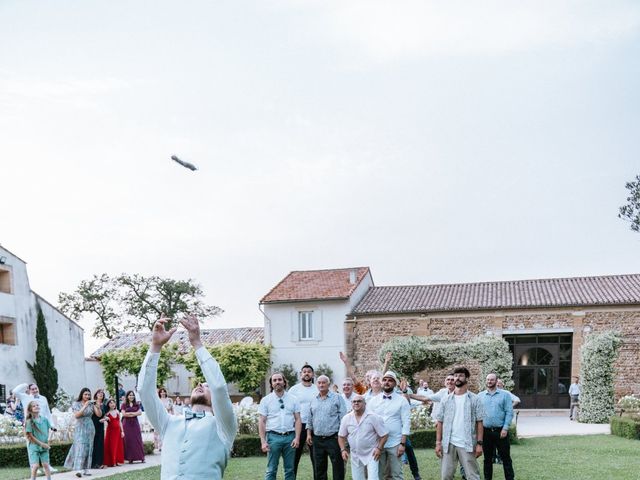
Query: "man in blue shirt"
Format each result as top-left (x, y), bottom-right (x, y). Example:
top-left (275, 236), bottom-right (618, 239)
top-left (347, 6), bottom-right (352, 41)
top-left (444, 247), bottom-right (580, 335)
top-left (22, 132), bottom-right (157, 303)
top-left (477, 373), bottom-right (515, 480)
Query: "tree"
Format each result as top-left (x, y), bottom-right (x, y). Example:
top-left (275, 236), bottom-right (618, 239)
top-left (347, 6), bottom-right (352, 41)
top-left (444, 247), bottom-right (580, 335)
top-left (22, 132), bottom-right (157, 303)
top-left (100, 343), bottom-right (179, 391)
top-left (378, 335), bottom-right (514, 390)
top-left (315, 363), bottom-right (334, 382)
top-left (181, 342), bottom-right (271, 394)
top-left (618, 174), bottom-right (640, 233)
top-left (26, 302), bottom-right (59, 406)
top-left (59, 273), bottom-right (223, 338)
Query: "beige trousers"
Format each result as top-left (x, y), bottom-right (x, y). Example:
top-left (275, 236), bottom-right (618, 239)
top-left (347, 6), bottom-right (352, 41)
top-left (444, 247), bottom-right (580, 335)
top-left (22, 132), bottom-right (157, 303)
top-left (378, 445), bottom-right (403, 480)
top-left (440, 444), bottom-right (480, 480)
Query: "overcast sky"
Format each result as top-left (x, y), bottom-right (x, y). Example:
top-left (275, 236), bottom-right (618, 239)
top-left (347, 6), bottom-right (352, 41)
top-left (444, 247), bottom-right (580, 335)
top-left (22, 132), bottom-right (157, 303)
top-left (2, 1), bottom-right (639, 355)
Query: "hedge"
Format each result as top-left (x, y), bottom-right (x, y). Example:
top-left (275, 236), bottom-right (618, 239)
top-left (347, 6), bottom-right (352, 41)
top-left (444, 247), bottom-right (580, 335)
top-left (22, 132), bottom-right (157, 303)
top-left (610, 416), bottom-right (640, 440)
top-left (230, 427), bottom-right (518, 457)
top-left (0, 441), bottom-right (155, 468)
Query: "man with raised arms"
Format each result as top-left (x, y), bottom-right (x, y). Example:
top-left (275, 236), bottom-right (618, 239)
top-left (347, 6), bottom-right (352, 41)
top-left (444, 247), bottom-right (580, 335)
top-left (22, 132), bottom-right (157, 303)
top-left (138, 315), bottom-right (237, 479)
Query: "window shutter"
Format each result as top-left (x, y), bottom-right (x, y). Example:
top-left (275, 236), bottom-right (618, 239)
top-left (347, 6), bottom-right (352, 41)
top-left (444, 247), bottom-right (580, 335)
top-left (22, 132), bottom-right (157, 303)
top-left (291, 311), bottom-right (299, 342)
top-left (314, 310), bottom-right (323, 341)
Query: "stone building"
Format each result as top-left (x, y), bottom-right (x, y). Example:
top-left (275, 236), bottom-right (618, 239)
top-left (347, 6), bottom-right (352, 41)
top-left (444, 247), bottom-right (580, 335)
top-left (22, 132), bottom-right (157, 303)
top-left (263, 268), bottom-right (640, 409)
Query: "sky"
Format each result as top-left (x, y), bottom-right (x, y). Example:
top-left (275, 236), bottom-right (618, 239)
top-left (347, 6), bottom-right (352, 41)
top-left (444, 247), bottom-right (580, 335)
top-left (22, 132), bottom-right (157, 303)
top-left (1, 1), bottom-right (639, 355)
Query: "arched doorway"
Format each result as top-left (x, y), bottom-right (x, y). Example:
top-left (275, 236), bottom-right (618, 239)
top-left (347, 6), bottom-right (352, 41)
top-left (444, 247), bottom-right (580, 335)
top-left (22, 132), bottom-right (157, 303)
top-left (505, 334), bottom-right (572, 409)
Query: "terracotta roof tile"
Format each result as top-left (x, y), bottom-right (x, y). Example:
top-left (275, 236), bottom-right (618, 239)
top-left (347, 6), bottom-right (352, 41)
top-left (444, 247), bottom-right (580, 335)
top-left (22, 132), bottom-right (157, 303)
top-left (261, 267), bottom-right (371, 303)
top-left (352, 274), bottom-right (640, 315)
top-left (90, 327), bottom-right (264, 359)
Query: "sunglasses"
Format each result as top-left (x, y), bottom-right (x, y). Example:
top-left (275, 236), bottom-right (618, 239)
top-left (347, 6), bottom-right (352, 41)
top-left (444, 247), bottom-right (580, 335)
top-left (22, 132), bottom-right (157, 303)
top-left (351, 400), bottom-right (363, 403)
top-left (278, 398), bottom-right (285, 409)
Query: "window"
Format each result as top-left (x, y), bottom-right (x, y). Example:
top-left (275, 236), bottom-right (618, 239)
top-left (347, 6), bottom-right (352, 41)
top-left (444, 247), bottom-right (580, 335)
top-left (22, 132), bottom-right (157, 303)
top-left (0, 318), bottom-right (16, 345)
top-left (0, 269), bottom-right (11, 294)
top-left (298, 311), bottom-right (314, 340)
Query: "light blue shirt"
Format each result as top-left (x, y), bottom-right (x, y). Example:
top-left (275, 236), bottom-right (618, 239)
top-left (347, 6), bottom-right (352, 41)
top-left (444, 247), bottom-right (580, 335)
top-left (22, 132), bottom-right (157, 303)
top-left (139, 347), bottom-right (237, 479)
top-left (308, 391), bottom-right (346, 436)
top-left (258, 391), bottom-right (300, 433)
top-left (478, 389), bottom-right (513, 430)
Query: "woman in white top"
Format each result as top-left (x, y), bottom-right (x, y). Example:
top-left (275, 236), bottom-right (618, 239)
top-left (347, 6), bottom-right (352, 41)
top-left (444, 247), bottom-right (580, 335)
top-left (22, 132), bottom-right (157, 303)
top-left (154, 388), bottom-right (173, 451)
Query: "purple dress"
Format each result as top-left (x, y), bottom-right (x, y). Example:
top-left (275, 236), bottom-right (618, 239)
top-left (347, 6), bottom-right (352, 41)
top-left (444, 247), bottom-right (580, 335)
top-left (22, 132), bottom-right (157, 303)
top-left (121, 402), bottom-right (145, 462)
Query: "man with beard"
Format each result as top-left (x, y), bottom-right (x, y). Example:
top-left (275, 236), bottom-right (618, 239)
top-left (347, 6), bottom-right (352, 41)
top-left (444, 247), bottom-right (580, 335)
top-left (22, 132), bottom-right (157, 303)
top-left (307, 375), bottom-right (347, 480)
top-left (478, 373), bottom-right (514, 480)
top-left (138, 315), bottom-right (237, 479)
top-left (259, 372), bottom-right (302, 480)
top-left (289, 364), bottom-right (319, 478)
top-left (368, 371), bottom-right (410, 479)
top-left (435, 367), bottom-right (484, 480)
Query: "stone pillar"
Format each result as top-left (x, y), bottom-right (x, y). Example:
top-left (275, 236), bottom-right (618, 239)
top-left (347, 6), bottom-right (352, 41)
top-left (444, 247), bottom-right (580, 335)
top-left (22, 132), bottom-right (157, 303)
top-left (571, 312), bottom-right (585, 377)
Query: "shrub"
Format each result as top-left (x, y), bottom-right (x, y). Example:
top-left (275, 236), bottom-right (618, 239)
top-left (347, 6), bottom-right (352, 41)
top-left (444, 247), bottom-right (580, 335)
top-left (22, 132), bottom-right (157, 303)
top-left (610, 416), bottom-right (640, 440)
top-left (0, 440), bottom-right (156, 467)
top-left (235, 403), bottom-right (260, 435)
top-left (410, 429), bottom-right (437, 448)
top-left (579, 331), bottom-right (622, 423)
top-left (410, 405), bottom-right (435, 431)
top-left (232, 434), bottom-right (265, 457)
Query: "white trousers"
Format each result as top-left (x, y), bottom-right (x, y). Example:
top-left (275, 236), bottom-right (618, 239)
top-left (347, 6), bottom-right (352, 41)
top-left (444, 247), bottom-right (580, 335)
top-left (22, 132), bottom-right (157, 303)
top-left (350, 457), bottom-right (379, 480)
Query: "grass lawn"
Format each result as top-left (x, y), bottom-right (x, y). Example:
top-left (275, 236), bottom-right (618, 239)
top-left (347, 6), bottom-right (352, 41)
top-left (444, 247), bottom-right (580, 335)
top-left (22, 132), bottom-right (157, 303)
top-left (3, 435), bottom-right (638, 480)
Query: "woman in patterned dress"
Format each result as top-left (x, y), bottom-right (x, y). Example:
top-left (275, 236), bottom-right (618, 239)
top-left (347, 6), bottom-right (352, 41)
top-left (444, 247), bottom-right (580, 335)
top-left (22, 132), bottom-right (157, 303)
top-left (64, 388), bottom-right (97, 478)
top-left (153, 387), bottom-right (173, 451)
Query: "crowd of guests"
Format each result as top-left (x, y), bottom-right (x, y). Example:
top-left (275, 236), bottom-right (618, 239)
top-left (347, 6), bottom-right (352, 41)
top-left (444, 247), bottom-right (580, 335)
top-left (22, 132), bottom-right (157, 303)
top-left (259, 352), bottom-right (524, 480)
top-left (7, 382), bottom-right (192, 478)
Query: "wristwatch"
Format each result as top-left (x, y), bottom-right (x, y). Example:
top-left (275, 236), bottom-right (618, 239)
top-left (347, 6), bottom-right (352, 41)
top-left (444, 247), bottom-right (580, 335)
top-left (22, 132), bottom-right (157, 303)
top-left (477, 440), bottom-right (483, 445)
top-left (400, 442), bottom-right (406, 446)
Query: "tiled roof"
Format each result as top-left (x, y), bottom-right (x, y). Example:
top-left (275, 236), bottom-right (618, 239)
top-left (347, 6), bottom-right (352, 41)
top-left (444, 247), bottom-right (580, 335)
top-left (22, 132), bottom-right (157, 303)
top-left (90, 327), bottom-right (264, 359)
top-left (352, 274), bottom-right (640, 315)
top-left (261, 267), bottom-right (371, 303)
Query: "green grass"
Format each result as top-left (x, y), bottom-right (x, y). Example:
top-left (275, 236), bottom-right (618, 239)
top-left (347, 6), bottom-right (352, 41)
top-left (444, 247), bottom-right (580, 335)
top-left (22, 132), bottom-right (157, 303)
top-left (3, 435), bottom-right (639, 480)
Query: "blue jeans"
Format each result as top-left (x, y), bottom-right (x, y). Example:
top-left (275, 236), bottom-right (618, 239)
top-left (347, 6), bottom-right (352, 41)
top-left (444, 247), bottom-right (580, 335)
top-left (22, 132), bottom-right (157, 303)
top-left (265, 431), bottom-right (296, 480)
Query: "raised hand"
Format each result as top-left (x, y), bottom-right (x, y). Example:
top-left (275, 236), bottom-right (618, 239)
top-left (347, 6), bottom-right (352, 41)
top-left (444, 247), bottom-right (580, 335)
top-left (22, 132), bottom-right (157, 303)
top-left (180, 314), bottom-right (203, 350)
top-left (151, 315), bottom-right (177, 352)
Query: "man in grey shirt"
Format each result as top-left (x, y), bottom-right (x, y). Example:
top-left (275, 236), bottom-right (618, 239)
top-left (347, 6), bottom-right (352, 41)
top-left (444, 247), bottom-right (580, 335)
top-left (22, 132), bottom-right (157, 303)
top-left (307, 375), bottom-right (347, 480)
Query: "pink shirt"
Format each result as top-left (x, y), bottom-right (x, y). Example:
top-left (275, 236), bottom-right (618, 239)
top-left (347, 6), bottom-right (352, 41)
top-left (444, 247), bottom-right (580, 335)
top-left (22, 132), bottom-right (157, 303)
top-left (338, 410), bottom-right (388, 465)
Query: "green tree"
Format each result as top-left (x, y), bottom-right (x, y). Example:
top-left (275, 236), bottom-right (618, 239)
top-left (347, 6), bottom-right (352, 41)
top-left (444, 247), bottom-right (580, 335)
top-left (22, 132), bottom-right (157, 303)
top-left (315, 363), bottom-right (334, 382)
top-left (619, 174), bottom-right (640, 233)
top-left (379, 335), bottom-right (514, 390)
top-left (181, 342), bottom-right (271, 394)
top-left (100, 343), bottom-right (179, 389)
top-left (26, 302), bottom-right (59, 406)
top-left (59, 273), bottom-right (223, 338)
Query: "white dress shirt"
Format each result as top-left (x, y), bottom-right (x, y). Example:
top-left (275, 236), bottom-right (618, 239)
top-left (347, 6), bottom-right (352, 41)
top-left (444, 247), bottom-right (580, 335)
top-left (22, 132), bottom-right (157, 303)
top-left (368, 392), bottom-right (410, 448)
top-left (288, 383), bottom-right (318, 425)
top-left (342, 393), bottom-right (354, 413)
top-left (139, 347), bottom-right (237, 479)
top-left (338, 410), bottom-right (388, 466)
top-left (13, 384), bottom-right (54, 425)
top-left (258, 391), bottom-right (300, 433)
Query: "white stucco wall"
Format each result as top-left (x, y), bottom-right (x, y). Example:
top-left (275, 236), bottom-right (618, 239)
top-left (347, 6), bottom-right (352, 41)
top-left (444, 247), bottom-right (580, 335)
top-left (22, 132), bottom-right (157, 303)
top-left (263, 272), bottom-right (374, 387)
top-left (0, 246), bottom-right (87, 401)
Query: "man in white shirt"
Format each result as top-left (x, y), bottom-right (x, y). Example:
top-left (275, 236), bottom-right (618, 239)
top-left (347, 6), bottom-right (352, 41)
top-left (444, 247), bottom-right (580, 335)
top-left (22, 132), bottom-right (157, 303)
top-left (416, 380), bottom-right (434, 398)
top-left (138, 315), bottom-right (237, 479)
top-left (368, 371), bottom-right (411, 480)
top-left (259, 372), bottom-right (302, 480)
top-left (569, 376), bottom-right (581, 420)
top-left (12, 383), bottom-right (54, 425)
top-left (338, 394), bottom-right (389, 480)
top-left (341, 377), bottom-right (355, 413)
top-left (289, 364), bottom-right (319, 478)
top-left (410, 374), bottom-right (455, 421)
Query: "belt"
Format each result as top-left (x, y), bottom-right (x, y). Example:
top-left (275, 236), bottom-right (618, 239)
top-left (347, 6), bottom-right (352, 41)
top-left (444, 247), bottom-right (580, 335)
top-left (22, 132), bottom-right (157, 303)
top-left (312, 433), bottom-right (338, 439)
top-left (267, 431), bottom-right (294, 436)
top-left (485, 426), bottom-right (505, 432)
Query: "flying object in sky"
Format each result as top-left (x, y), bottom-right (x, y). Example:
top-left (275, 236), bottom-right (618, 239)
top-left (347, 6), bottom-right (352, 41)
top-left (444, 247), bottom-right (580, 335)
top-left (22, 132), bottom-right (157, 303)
top-left (171, 155), bottom-right (198, 171)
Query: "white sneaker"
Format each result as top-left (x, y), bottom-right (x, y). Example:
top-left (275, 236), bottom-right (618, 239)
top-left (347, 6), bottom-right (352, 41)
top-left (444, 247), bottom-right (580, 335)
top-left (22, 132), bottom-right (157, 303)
top-left (50, 467), bottom-right (59, 473)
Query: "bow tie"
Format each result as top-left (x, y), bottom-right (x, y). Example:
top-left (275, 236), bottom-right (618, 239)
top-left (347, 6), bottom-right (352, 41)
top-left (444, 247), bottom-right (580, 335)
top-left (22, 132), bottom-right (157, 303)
top-left (383, 395), bottom-right (392, 400)
top-left (185, 410), bottom-right (206, 421)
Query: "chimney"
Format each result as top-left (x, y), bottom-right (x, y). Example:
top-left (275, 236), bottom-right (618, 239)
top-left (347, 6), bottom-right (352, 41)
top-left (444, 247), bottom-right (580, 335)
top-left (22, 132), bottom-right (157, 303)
top-left (349, 269), bottom-right (357, 285)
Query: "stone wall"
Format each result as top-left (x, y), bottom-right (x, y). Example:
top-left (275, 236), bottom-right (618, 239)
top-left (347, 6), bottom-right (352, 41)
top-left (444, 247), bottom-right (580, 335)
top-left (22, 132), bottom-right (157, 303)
top-left (347, 306), bottom-right (640, 400)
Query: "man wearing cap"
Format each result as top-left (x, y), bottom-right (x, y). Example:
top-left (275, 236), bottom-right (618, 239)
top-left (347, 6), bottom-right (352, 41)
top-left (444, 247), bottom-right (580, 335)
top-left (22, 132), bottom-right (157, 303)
top-left (368, 371), bottom-right (411, 480)
top-left (258, 372), bottom-right (302, 480)
top-left (307, 375), bottom-right (347, 480)
top-left (338, 394), bottom-right (389, 480)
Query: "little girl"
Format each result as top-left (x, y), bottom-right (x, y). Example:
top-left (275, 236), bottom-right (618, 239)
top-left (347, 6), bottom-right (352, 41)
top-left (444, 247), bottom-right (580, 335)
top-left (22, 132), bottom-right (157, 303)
top-left (25, 400), bottom-right (52, 480)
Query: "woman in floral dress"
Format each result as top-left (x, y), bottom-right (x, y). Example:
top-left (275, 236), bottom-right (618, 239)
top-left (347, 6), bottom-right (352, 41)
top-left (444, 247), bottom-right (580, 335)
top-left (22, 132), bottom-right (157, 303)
top-left (64, 388), bottom-right (96, 477)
